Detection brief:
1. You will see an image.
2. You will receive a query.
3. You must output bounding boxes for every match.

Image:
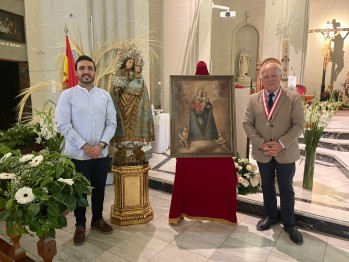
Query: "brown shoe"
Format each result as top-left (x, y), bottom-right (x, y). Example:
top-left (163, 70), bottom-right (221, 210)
top-left (91, 218), bottom-right (113, 234)
top-left (73, 225), bottom-right (86, 245)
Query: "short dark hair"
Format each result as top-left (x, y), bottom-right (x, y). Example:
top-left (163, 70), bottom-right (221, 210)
top-left (75, 55), bottom-right (96, 71)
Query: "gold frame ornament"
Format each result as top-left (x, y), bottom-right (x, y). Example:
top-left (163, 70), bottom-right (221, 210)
top-left (170, 75), bottom-right (237, 158)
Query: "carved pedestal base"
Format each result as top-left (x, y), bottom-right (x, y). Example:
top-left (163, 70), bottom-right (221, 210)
top-left (37, 235), bottom-right (57, 262)
top-left (110, 163), bottom-right (153, 225)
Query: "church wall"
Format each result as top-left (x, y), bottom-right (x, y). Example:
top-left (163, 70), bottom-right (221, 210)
top-left (24, 0), bottom-right (150, 112)
top-left (210, 0), bottom-right (265, 79)
top-left (262, 0), bottom-right (308, 87)
top-left (162, 0), bottom-right (211, 112)
top-left (5, 0), bottom-right (348, 116)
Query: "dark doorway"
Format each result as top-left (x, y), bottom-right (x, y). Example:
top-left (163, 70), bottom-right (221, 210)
top-left (0, 61), bottom-right (25, 130)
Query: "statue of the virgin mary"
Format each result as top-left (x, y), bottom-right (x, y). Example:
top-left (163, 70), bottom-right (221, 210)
top-left (110, 47), bottom-right (154, 163)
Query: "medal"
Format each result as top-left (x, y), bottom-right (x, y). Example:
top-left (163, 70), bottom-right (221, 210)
top-left (263, 88), bottom-right (282, 121)
top-left (266, 121), bottom-right (270, 127)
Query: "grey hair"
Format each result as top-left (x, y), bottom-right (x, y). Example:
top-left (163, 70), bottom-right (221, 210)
top-left (260, 63), bottom-right (283, 79)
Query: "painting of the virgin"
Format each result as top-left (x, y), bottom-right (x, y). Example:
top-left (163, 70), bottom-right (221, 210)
top-left (170, 75), bottom-right (236, 158)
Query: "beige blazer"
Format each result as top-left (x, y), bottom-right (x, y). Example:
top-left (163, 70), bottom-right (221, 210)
top-left (243, 88), bottom-right (305, 164)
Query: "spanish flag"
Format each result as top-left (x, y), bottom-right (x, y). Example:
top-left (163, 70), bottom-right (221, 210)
top-left (62, 35), bottom-right (78, 90)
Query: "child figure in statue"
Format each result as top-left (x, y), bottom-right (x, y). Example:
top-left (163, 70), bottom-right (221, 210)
top-left (110, 57), bottom-right (154, 163)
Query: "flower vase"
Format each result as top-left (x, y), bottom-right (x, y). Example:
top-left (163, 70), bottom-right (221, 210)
top-left (302, 148), bottom-right (316, 190)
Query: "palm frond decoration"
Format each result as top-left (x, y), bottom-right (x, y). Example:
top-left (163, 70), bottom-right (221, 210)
top-left (16, 81), bottom-right (61, 122)
top-left (16, 32), bottom-right (160, 122)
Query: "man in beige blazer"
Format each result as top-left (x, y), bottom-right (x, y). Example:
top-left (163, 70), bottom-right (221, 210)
top-left (243, 61), bottom-right (305, 245)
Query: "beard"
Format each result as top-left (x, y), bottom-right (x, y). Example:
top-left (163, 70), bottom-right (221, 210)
top-left (78, 74), bottom-right (95, 85)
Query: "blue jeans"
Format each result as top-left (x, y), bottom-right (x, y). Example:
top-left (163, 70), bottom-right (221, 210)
top-left (72, 156), bottom-right (110, 226)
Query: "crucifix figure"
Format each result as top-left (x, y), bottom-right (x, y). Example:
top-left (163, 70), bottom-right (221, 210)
top-left (308, 19), bottom-right (349, 96)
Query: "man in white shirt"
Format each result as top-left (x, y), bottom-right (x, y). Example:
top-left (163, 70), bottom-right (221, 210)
top-left (55, 55), bottom-right (117, 245)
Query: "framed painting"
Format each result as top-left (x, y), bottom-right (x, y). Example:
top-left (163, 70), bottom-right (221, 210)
top-left (170, 75), bottom-right (236, 158)
top-left (0, 9), bottom-right (25, 43)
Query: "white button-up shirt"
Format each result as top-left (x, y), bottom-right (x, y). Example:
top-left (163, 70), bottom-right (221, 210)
top-left (55, 85), bottom-right (117, 160)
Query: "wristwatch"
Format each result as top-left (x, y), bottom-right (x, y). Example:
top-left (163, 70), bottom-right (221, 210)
top-left (98, 142), bottom-right (107, 149)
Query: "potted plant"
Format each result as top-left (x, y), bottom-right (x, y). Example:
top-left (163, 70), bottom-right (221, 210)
top-left (0, 123), bottom-right (41, 152)
top-left (0, 146), bottom-right (92, 238)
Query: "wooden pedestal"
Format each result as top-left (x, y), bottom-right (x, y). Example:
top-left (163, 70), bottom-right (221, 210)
top-left (110, 163), bottom-right (153, 225)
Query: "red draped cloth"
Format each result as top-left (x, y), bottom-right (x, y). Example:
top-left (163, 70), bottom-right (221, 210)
top-left (169, 60), bottom-right (237, 225)
top-left (169, 158), bottom-right (238, 225)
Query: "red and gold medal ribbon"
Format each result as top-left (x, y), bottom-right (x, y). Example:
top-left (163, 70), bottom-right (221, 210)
top-left (262, 88), bottom-right (282, 120)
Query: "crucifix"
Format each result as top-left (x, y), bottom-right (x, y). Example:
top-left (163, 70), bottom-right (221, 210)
top-left (308, 19), bottom-right (349, 96)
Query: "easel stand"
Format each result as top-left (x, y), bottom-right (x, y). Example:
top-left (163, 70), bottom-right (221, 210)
top-left (110, 162), bottom-right (153, 225)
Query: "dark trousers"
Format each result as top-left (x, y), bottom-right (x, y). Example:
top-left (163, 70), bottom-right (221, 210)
top-left (72, 156), bottom-right (110, 226)
top-left (257, 158), bottom-right (295, 226)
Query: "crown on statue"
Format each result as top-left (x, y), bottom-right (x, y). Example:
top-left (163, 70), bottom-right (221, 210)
top-left (135, 58), bottom-right (145, 67)
top-left (118, 43), bottom-right (143, 65)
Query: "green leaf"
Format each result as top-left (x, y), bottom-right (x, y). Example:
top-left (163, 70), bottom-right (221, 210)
top-left (65, 194), bottom-right (77, 210)
top-left (28, 220), bottom-right (39, 232)
top-left (14, 209), bottom-right (24, 220)
top-left (47, 228), bottom-right (56, 238)
top-left (47, 203), bottom-right (60, 217)
top-left (74, 183), bottom-right (83, 196)
top-left (47, 217), bottom-right (60, 228)
top-left (0, 198), bottom-right (7, 208)
top-left (77, 197), bottom-right (88, 207)
top-left (40, 177), bottom-right (53, 187)
top-left (58, 215), bottom-right (67, 228)
top-left (52, 192), bottom-right (64, 203)
top-left (32, 188), bottom-right (44, 197)
top-left (27, 203), bottom-right (40, 217)
top-left (5, 199), bottom-right (13, 210)
top-left (0, 209), bottom-right (11, 221)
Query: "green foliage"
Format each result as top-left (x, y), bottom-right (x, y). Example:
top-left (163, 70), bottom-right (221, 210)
top-left (0, 148), bottom-right (92, 238)
top-left (32, 101), bottom-right (64, 153)
top-left (304, 94), bottom-right (339, 151)
top-left (0, 100), bottom-right (64, 154)
top-left (0, 123), bottom-right (39, 150)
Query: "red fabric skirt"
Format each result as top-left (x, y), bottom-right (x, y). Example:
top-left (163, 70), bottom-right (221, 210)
top-left (169, 157), bottom-right (238, 225)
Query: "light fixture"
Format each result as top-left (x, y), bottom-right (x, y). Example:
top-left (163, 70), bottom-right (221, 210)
top-left (212, 1), bottom-right (236, 18)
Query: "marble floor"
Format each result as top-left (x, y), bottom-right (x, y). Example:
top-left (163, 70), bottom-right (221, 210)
top-left (0, 183), bottom-right (348, 261)
top-left (0, 113), bottom-right (348, 261)
top-left (0, 151), bottom-right (348, 261)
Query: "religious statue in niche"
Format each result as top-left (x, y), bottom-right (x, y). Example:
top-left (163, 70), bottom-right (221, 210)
top-left (238, 49), bottom-right (251, 77)
top-left (110, 46), bottom-right (155, 164)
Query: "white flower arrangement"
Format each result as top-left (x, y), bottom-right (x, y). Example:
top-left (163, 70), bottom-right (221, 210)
top-left (0, 147), bottom-right (92, 239)
top-left (234, 156), bottom-right (261, 195)
top-left (302, 94), bottom-right (339, 189)
top-left (15, 187), bottom-right (35, 205)
top-left (303, 96), bottom-right (339, 149)
top-left (32, 100), bottom-right (64, 153)
top-left (58, 178), bottom-right (74, 186)
top-left (0, 172), bottom-right (16, 180)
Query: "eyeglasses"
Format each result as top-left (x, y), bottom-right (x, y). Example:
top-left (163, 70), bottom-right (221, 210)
top-left (261, 74), bottom-right (280, 80)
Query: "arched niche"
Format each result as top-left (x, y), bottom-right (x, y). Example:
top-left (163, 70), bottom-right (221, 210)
top-left (233, 25), bottom-right (259, 82)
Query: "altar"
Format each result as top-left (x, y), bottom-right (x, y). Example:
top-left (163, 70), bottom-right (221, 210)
top-left (151, 113), bottom-right (170, 153)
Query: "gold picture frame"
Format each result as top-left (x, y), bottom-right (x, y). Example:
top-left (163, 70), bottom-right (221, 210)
top-left (170, 75), bottom-right (236, 158)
